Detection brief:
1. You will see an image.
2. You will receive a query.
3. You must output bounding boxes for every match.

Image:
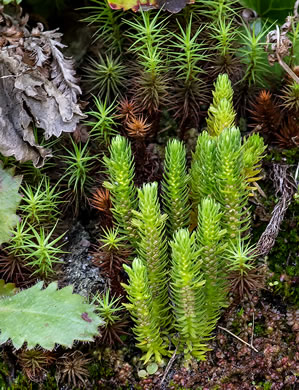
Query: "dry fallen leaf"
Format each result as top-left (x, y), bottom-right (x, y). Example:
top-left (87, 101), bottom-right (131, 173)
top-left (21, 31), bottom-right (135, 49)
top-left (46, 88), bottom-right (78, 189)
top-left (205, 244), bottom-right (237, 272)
top-left (0, 8), bottom-right (86, 167)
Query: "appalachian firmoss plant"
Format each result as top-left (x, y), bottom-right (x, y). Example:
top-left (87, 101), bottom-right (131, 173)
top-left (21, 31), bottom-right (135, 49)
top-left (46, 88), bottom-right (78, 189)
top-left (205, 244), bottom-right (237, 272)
top-left (122, 258), bottom-right (169, 364)
top-left (132, 182), bottom-right (170, 329)
top-left (104, 73), bottom-right (266, 364)
top-left (103, 135), bottom-right (138, 246)
top-left (161, 139), bottom-right (190, 237)
top-left (169, 228), bottom-right (208, 361)
top-left (206, 73), bottom-right (236, 136)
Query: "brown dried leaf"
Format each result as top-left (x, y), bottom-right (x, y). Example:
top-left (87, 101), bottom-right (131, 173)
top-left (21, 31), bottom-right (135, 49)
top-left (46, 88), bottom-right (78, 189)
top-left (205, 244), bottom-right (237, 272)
top-left (0, 10), bottom-right (85, 167)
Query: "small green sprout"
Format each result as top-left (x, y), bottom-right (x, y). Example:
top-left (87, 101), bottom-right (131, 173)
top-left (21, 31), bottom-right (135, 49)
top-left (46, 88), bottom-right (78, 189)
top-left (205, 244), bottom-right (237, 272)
top-left (60, 139), bottom-right (97, 213)
top-left (92, 290), bottom-right (123, 326)
top-left (23, 224), bottom-right (67, 277)
top-left (19, 178), bottom-right (63, 226)
top-left (100, 227), bottom-right (126, 251)
top-left (226, 237), bottom-right (256, 276)
top-left (5, 220), bottom-right (34, 258)
top-left (83, 54), bottom-right (127, 102)
top-left (86, 97), bottom-right (118, 144)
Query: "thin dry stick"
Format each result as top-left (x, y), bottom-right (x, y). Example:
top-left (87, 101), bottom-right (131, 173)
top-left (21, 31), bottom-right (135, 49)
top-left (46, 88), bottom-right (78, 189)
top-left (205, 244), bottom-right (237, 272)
top-left (250, 312), bottom-right (255, 348)
top-left (160, 345), bottom-right (178, 387)
top-left (218, 326), bottom-right (258, 353)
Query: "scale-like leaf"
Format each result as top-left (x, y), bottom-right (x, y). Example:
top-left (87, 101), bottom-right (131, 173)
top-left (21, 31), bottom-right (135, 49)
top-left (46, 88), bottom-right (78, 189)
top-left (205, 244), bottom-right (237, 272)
top-left (0, 167), bottom-right (22, 245)
top-left (0, 282), bottom-right (103, 350)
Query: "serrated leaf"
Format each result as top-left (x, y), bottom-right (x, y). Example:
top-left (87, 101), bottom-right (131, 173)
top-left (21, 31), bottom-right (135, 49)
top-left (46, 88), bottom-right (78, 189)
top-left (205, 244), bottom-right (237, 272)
top-left (0, 167), bottom-right (22, 245)
top-left (0, 282), bottom-right (103, 350)
top-left (0, 280), bottom-right (17, 298)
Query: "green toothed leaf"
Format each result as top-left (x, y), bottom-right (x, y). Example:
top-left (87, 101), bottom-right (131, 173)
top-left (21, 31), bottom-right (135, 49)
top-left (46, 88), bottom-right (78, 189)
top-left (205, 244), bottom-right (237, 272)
top-left (0, 282), bottom-right (103, 350)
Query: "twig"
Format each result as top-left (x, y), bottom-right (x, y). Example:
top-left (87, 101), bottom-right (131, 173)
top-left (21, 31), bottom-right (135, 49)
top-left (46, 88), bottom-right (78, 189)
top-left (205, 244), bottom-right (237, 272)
top-left (250, 312), bottom-right (255, 348)
top-left (276, 52), bottom-right (299, 84)
top-left (160, 345), bottom-right (178, 387)
top-left (218, 325), bottom-right (258, 353)
top-left (275, 25), bottom-right (299, 84)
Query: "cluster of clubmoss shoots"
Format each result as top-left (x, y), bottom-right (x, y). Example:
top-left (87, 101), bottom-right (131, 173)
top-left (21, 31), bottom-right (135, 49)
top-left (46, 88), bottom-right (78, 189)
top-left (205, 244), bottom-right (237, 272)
top-left (102, 73), bottom-right (266, 364)
top-left (81, 0), bottom-right (282, 149)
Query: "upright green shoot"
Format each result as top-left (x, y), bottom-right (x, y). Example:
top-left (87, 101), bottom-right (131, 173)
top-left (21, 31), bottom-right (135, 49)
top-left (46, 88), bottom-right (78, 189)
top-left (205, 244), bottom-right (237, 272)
top-left (215, 127), bottom-right (249, 241)
top-left (206, 73), bottom-right (236, 136)
top-left (103, 136), bottom-right (137, 245)
top-left (190, 132), bottom-right (217, 218)
top-left (197, 198), bottom-right (227, 322)
top-left (80, 0), bottom-right (123, 52)
top-left (126, 10), bottom-right (168, 114)
top-left (238, 22), bottom-right (272, 87)
top-left (86, 97), bottom-right (118, 145)
top-left (60, 140), bottom-right (96, 213)
top-left (169, 15), bottom-right (207, 125)
top-left (161, 139), bottom-right (190, 237)
top-left (170, 229), bottom-right (209, 362)
top-left (132, 183), bottom-right (170, 329)
top-left (122, 258), bottom-right (169, 364)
